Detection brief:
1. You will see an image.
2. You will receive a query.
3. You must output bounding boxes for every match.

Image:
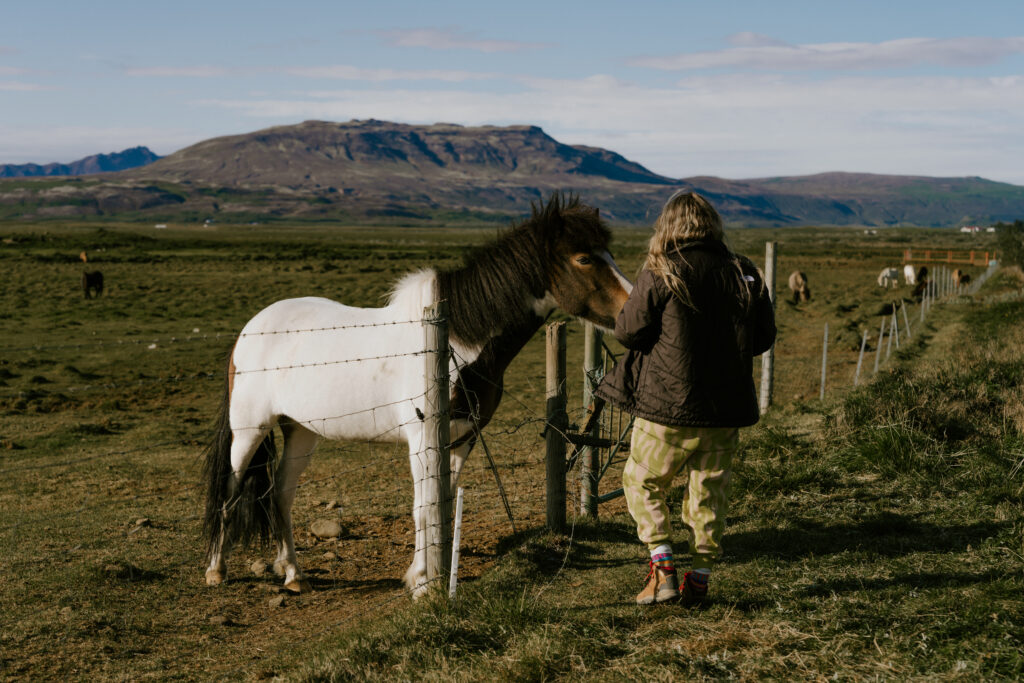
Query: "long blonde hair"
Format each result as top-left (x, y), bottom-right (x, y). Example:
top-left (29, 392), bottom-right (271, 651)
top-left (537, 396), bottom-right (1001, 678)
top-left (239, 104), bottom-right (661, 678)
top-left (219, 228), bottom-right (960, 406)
top-left (643, 191), bottom-right (726, 307)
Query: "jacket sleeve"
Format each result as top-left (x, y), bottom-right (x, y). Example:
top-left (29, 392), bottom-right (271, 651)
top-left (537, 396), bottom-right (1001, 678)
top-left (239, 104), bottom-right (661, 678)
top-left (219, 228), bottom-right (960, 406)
top-left (613, 269), bottom-right (665, 350)
top-left (740, 257), bottom-right (777, 356)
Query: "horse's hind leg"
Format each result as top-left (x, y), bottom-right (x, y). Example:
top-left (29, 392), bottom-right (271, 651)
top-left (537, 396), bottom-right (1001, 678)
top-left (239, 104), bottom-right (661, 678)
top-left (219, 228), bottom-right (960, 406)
top-left (205, 427), bottom-right (268, 587)
top-left (273, 421), bottom-right (318, 593)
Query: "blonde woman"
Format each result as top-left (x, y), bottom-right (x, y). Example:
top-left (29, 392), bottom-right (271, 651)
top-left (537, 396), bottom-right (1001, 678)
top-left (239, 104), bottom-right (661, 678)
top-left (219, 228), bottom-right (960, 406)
top-left (595, 191), bottom-right (776, 605)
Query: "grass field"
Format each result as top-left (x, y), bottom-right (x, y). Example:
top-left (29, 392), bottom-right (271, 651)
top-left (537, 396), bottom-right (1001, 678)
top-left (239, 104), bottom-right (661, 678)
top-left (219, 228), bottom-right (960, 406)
top-left (1, 219), bottom-right (1019, 680)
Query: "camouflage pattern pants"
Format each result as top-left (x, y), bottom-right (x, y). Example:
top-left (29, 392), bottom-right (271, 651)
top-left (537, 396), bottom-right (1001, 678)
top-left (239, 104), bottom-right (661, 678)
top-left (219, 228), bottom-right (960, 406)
top-left (623, 418), bottom-right (738, 570)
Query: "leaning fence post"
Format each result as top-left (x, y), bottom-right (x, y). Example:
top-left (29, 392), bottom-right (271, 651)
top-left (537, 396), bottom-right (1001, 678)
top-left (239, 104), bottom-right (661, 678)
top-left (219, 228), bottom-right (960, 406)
top-left (891, 307), bottom-right (900, 349)
top-left (580, 322), bottom-right (602, 518)
top-left (819, 323), bottom-right (829, 400)
top-left (759, 241), bottom-right (777, 414)
top-left (902, 301), bottom-right (912, 339)
top-left (885, 311), bottom-right (895, 360)
top-left (874, 316), bottom-right (886, 374)
top-left (545, 321), bottom-right (567, 533)
top-left (423, 300), bottom-right (452, 588)
top-left (854, 329), bottom-right (867, 386)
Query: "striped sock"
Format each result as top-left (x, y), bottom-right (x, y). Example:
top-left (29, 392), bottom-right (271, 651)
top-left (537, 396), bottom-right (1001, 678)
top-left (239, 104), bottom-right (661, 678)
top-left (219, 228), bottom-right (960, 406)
top-left (686, 569), bottom-right (709, 591)
top-left (650, 545), bottom-right (675, 574)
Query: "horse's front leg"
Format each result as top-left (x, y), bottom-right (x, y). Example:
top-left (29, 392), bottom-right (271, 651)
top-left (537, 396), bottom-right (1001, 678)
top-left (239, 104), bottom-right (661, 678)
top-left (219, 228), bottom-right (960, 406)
top-left (404, 439), bottom-right (432, 598)
top-left (273, 424), bottom-right (318, 593)
top-left (448, 420), bottom-right (477, 498)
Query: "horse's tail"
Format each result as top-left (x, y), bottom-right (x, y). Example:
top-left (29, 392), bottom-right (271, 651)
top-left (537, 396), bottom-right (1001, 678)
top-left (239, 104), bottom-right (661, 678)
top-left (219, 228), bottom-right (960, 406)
top-left (202, 361), bottom-right (281, 559)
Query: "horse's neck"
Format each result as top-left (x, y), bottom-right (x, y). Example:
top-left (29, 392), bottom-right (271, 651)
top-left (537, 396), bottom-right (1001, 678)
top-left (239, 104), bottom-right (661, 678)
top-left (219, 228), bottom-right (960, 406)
top-left (450, 312), bottom-right (547, 431)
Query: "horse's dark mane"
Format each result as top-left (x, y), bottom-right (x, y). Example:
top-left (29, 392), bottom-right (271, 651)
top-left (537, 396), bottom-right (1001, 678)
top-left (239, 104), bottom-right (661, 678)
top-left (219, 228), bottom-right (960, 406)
top-left (437, 193), bottom-right (611, 346)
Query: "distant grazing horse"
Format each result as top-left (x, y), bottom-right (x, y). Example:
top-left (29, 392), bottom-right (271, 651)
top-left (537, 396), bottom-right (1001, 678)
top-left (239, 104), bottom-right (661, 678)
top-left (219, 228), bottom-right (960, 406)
top-left (203, 194), bottom-right (633, 597)
top-left (952, 269), bottom-right (971, 286)
top-left (877, 267), bottom-right (900, 288)
top-left (81, 271), bottom-right (104, 298)
top-left (788, 271), bottom-right (811, 303)
top-left (903, 264), bottom-right (917, 286)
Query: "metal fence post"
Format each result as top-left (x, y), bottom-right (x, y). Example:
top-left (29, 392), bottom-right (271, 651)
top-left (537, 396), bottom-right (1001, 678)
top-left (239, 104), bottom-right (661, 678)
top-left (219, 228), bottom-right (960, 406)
top-left (581, 322), bottom-right (602, 518)
top-left (422, 301), bottom-right (452, 587)
top-left (545, 321), bottom-right (567, 533)
top-left (759, 241), bottom-right (777, 414)
top-left (874, 316), bottom-right (886, 374)
top-left (885, 312), bottom-right (895, 360)
top-left (854, 329), bottom-right (867, 386)
top-left (820, 322), bottom-right (828, 400)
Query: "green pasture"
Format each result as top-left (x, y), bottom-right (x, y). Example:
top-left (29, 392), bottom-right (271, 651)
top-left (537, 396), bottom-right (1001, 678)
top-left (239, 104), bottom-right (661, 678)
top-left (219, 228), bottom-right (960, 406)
top-left (0, 220), bottom-right (1018, 680)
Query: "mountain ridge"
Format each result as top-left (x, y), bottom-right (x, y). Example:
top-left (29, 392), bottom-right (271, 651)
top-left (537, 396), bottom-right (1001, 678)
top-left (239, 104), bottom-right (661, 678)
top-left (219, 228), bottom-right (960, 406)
top-left (2, 121), bottom-right (1023, 227)
top-left (0, 146), bottom-right (161, 178)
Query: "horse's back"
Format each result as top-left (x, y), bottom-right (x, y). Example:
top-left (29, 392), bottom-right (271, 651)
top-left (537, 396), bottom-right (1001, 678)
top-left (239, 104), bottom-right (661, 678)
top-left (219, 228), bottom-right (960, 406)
top-left (230, 296), bottom-right (428, 442)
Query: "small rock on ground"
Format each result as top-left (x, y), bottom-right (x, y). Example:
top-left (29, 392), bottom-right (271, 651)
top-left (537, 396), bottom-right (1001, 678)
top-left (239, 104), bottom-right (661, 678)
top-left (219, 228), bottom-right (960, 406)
top-left (310, 518), bottom-right (343, 539)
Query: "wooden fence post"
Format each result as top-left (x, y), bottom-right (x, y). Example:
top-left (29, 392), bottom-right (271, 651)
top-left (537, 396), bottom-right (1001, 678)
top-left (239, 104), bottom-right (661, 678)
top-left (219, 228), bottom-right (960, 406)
top-left (581, 322), bottom-right (602, 518)
top-left (545, 321), bottom-right (567, 533)
top-left (819, 322), bottom-right (828, 400)
top-left (422, 301), bottom-right (452, 587)
top-left (759, 241), bottom-right (777, 414)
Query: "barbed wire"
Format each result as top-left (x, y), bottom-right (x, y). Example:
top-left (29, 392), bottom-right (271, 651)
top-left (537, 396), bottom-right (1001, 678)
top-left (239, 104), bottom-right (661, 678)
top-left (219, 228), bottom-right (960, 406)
top-left (238, 319), bottom-right (425, 337)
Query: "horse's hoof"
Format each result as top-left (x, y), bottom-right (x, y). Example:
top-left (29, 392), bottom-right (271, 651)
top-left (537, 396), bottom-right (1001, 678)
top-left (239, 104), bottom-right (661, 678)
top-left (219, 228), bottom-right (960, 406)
top-left (284, 579), bottom-right (311, 594)
top-left (205, 569), bottom-right (225, 587)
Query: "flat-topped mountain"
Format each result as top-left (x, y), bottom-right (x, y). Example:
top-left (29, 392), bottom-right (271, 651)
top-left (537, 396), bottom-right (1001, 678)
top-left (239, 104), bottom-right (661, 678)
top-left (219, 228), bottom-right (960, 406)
top-left (3, 120), bottom-right (1023, 226)
top-left (134, 119), bottom-right (673, 189)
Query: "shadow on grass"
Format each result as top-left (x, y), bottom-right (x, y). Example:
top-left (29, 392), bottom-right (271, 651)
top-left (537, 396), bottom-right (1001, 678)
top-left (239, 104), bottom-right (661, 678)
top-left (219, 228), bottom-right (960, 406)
top-left (804, 568), bottom-right (1018, 596)
top-left (727, 512), bottom-right (1010, 562)
top-left (495, 520), bottom-right (640, 577)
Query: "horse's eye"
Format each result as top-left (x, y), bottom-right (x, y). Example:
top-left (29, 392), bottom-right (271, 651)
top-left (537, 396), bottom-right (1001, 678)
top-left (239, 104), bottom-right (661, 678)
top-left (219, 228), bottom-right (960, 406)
top-left (576, 255), bottom-right (593, 266)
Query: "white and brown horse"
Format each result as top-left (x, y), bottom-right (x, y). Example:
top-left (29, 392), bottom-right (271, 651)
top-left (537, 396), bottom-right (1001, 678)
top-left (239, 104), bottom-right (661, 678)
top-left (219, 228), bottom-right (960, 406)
top-left (203, 195), bottom-right (632, 597)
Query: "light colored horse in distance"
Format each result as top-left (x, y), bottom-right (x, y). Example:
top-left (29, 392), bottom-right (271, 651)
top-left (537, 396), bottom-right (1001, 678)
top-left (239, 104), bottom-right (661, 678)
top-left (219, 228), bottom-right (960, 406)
top-left (787, 271), bottom-right (810, 304)
top-left (878, 267), bottom-right (900, 288)
top-left (203, 194), bottom-right (633, 598)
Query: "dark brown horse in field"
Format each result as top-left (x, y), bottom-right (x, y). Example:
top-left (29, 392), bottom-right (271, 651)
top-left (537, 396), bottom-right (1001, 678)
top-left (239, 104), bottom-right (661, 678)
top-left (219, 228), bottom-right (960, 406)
top-left (82, 271), bottom-right (104, 298)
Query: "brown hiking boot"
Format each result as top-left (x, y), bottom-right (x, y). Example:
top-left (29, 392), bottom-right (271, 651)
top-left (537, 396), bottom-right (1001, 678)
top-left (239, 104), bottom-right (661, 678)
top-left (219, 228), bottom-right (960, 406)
top-left (636, 561), bottom-right (679, 605)
top-left (680, 571), bottom-right (708, 607)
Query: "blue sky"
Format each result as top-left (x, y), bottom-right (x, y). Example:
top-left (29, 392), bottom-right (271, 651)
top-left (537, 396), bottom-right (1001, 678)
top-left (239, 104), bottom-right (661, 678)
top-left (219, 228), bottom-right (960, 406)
top-left (3, 0), bottom-right (1024, 183)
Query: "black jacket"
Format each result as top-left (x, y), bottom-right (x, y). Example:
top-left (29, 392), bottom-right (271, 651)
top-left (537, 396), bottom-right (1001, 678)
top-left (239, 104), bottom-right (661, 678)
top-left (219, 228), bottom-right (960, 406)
top-left (594, 239), bottom-right (776, 428)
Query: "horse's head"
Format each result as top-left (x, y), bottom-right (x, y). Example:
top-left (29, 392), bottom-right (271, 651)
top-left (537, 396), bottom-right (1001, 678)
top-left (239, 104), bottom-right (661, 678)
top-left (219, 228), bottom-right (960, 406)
top-left (538, 196), bottom-right (632, 329)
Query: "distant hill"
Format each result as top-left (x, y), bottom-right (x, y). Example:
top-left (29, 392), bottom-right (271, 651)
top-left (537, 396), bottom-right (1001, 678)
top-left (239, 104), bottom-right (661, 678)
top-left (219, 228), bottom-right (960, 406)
top-left (0, 146), bottom-right (161, 178)
top-left (2, 121), bottom-right (1024, 227)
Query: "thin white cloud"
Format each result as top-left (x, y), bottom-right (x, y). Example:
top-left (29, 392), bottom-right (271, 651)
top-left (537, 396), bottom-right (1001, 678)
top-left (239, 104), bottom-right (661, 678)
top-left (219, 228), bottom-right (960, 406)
top-left (282, 65), bottom-right (495, 82)
top-left (728, 32), bottom-right (789, 48)
top-left (121, 63), bottom-right (495, 83)
top-left (377, 27), bottom-right (549, 53)
top-left (124, 66), bottom-right (231, 77)
top-left (631, 36), bottom-right (1024, 71)
top-left (0, 81), bottom-right (48, 91)
top-left (0, 46), bottom-right (16, 56)
top-left (0, 65), bottom-right (28, 76)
